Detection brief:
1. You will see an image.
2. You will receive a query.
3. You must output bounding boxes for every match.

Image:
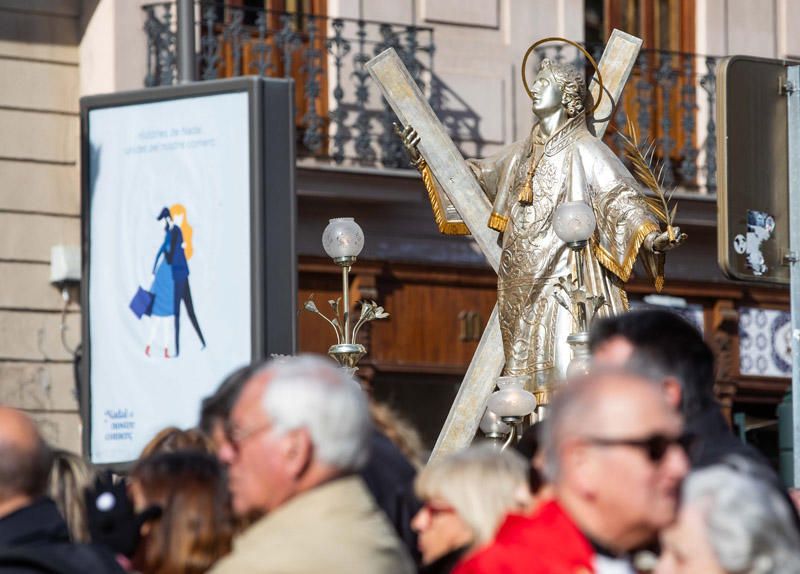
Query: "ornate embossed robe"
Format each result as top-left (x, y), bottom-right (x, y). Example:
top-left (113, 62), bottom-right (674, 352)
top-left (468, 114), bottom-right (663, 393)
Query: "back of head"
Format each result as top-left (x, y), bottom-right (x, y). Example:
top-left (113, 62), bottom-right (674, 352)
top-left (139, 426), bottom-right (213, 459)
top-left (589, 309), bottom-right (716, 421)
top-left (131, 451), bottom-right (233, 574)
top-left (683, 458), bottom-right (800, 574)
top-left (0, 407), bottom-right (53, 507)
top-left (48, 449), bottom-right (95, 542)
top-left (415, 445), bottom-right (530, 544)
top-left (260, 354), bottom-right (372, 472)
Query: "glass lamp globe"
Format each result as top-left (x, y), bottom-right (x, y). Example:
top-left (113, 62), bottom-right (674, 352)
top-left (487, 376), bottom-right (537, 418)
top-left (322, 217), bottom-right (365, 262)
top-left (479, 407), bottom-right (512, 436)
top-left (553, 201), bottom-right (596, 246)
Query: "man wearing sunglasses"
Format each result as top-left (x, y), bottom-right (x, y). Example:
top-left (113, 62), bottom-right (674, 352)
top-left (589, 309), bottom-right (800, 532)
top-left (455, 370), bottom-right (689, 574)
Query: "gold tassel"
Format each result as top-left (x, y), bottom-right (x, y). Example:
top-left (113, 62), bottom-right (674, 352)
top-left (488, 212), bottom-right (509, 232)
top-left (518, 180), bottom-right (533, 204)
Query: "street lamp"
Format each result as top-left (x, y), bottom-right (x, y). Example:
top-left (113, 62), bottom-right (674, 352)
top-left (304, 218), bottom-right (388, 374)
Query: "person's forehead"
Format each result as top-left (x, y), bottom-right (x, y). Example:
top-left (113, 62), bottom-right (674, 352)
top-left (231, 374), bottom-right (269, 423)
top-left (591, 378), bottom-right (679, 434)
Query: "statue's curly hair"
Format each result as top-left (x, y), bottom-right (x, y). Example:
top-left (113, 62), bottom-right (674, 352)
top-left (539, 58), bottom-right (587, 117)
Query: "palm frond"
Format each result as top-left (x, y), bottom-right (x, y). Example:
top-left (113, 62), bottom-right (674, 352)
top-left (619, 119), bottom-right (678, 229)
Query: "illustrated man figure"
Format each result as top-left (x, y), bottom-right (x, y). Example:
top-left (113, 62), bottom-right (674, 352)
top-left (455, 370), bottom-right (690, 573)
top-left (212, 355), bottom-right (414, 574)
top-left (402, 54), bottom-right (685, 399)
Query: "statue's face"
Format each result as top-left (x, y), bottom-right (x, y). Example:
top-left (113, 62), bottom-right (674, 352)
top-left (531, 69), bottom-right (563, 118)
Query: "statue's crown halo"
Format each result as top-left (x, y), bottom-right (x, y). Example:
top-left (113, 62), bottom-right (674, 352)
top-left (521, 37), bottom-right (604, 113)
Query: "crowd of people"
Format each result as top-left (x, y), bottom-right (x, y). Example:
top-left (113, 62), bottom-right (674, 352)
top-left (1, 309), bottom-right (800, 573)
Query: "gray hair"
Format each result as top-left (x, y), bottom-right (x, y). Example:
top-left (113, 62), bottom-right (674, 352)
top-left (415, 445), bottom-right (531, 544)
top-left (258, 355), bottom-right (372, 472)
top-left (682, 457), bottom-right (800, 574)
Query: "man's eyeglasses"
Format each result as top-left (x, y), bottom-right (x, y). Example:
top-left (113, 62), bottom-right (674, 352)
top-left (585, 432), bottom-right (694, 463)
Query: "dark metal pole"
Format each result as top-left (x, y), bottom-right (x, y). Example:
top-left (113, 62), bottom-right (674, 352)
top-left (177, 0), bottom-right (196, 83)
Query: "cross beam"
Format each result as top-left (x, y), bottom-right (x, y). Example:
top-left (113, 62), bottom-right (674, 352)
top-left (367, 30), bottom-right (643, 459)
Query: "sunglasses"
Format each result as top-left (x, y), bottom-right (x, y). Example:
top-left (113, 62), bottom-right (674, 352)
top-left (585, 432), bottom-right (694, 463)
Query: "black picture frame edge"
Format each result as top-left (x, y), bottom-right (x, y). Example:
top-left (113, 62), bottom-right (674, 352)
top-left (79, 77), bottom-right (296, 470)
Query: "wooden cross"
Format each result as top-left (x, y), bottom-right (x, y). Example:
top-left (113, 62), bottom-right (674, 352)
top-left (366, 30), bottom-right (643, 459)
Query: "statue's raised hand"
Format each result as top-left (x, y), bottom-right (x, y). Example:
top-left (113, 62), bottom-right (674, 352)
top-left (393, 122), bottom-right (422, 166)
top-left (652, 226), bottom-right (687, 252)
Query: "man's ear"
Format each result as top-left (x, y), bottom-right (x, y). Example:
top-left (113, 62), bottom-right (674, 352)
top-left (283, 428), bottom-right (313, 478)
top-left (662, 377), bottom-right (683, 411)
top-left (562, 439), bottom-right (596, 497)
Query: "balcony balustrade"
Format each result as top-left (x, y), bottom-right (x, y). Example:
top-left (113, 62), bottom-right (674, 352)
top-left (144, 2), bottom-right (718, 193)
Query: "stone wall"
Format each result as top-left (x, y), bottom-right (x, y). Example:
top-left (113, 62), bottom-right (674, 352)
top-left (0, 0), bottom-right (82, 452)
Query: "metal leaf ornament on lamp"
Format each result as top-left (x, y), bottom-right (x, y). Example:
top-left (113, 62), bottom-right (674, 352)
top-left (303, 218), bottom-right (388, 374)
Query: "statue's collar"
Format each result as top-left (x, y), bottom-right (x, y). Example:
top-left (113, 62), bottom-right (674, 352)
top-left (531, 113), bottom-right (587, 156)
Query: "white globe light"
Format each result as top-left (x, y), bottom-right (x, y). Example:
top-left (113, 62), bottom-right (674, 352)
top-left (553, 201), bottom-right (596, 244)
top-left (487, 376), bottom-right (537, 418)
top-left (322, 217), bottom-right (364, 260)
top-left (479, 407), bottom-right (512, 435)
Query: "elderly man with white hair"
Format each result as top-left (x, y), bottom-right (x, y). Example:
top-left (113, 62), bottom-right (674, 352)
top-left (212, 355), bottom-right (414, 574)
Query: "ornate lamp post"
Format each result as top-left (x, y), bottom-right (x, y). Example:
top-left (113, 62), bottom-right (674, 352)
top-left (552, 201), bottom-right (606, 378)
top-left (304, 218), bottom-right (389, 375)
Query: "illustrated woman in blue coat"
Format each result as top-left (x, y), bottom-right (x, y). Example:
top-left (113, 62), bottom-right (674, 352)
top-left (146, 209), bottom-right (176, 357)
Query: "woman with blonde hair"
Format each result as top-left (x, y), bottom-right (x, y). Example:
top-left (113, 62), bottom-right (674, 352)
top-left (48, 449), bottom-right (95, 542)
top-left (412, 445), bottom-right (531, 573)
top-left (129, 450), bottom-right (233, 574)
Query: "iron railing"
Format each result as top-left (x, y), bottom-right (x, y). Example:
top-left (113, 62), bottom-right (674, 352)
top-left (144, 3), bottom-right (718, 193)
top-left (143, 1), bottom-right (435, 168)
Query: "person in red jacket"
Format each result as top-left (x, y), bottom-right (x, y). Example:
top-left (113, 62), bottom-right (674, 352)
top-left (455, 370), bottom-right (690, 574)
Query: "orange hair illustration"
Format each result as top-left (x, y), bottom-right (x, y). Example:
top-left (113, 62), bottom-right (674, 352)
top-left (169, 204), bottom-right (194, 260)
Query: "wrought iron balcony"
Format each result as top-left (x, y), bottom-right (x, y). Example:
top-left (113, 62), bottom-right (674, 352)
top-left (143, 1), bottom-right (435, 168)
top-left (143, 3), bottom-right (718, 193)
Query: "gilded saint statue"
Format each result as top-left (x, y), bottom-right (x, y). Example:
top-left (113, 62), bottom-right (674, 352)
top-left (399, 49), bottom-right (685, 397)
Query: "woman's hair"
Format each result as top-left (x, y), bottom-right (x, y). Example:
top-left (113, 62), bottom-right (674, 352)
top-left (682, 457), bottom-right (800, 574)
top-left (48, 449), bottom-right (95, 542)
top-left (415, 445), bottom-right (531, 544)
top-left (139, 426), bottom-right (214, 459)
top-left (131, 451), bottom-right (233, 574)
top-left (169, 203), bottom-right (193, 260)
